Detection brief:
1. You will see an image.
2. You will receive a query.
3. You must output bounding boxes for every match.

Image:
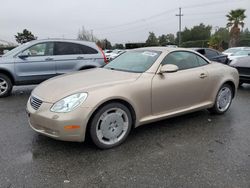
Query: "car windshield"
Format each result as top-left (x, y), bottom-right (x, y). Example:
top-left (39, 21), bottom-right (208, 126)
top-left (234, 50), bottom-right (250, 56)
top-left (104, 50), bottom-right (161, 73)
top-left (224, 48), bottom-right (240, 54)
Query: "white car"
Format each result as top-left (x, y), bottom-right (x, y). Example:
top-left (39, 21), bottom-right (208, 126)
top-left (228, 49), bottom-right (250, 61)
top-left (223, 47), bottom-right (250, 56)
top-left (104, 50), bottom-right (113, 61)
top-left (109, 50), bottom-right (126, 61)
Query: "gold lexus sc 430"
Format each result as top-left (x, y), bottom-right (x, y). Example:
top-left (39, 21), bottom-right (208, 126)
top-left (27, 47), bottom-right (239, 149)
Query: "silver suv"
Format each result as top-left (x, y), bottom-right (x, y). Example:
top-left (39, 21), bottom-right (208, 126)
top-left (0, 39), bottom-right (107, 97)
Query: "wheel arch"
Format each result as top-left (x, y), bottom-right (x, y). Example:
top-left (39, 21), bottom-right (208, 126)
top-left (85, 98), bottom-right (137, 138)
top-left (0, 69), bottom-right (15, 84)
top-left (223, 80), bottom-right (236, 98)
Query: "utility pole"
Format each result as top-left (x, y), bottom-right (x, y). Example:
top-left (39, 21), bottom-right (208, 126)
top-left (176, 7), bottom-right (183, 47)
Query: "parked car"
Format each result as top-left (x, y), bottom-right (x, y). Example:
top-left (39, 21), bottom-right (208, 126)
top-left (104, 49), bottom-right (113, 61)
top-left (223, 47), bottom-right (250, 56)
top-left (229, 56), bottom-right (250, 85)
top-left (227, 49), bottom-right (250, 61)
top-left (192, 48), bottom-right (229, 64)
top-left (109, 49), bottom-right (126, 61)
top-left (0, 39), bottom-right (107, 97)
top-left (166, 45), bottom-right (178, 48)
top-left (27, 47), bottom-right (239, 149)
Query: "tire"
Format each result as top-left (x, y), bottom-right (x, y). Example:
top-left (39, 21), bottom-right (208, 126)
top-left (90, 102), bottom-right (132, 149)
top-left (208, 84), bottom-right (233, 114)
top-left (0, 73), bottom-right (12, 98)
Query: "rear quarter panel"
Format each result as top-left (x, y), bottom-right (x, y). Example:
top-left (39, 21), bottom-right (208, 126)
top-left (205, 62), bottom-right (239, 105)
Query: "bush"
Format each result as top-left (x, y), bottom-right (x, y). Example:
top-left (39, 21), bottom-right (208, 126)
top-left (238, 38), bottom-right (250, 46)
top-left (0, 46), bottom-right (16, 55)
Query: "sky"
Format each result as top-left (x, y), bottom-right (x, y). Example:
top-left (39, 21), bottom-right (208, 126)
top-left (0, 0), bottom-right (249, 45)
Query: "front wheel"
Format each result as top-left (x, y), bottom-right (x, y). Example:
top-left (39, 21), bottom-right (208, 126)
top-left (208, 84), bottom-right (233, 114)
top-left (90, 103), bottom-right (132, 149)
top-left (0, 73), bottom-right (13, 98)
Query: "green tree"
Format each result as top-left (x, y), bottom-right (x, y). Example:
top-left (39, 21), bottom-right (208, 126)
top-left (158, 34), bottom-right (167, 46)
top-left (97, 39), bottom-right (112, 49)
top-left (145, 32), bottom-right (159, 46)
top-left (158, 33), bottom-right (176, 46)
top-left (209, 27), bottom-right (230, 50)
top-left (15, 29), bottom-right (37, 44)
top-left (226, 9), bottom-right (246, 47)
top-left (166, 34), bottom-right (175, 44)
top-left (239, 28), bottom-right (250, 46)
top-left (177, 24), bottom-right (212, 44)
top-left (208, 35), bottom-right (222, 50)
top-left (113, 43), bottom-right (124, 49)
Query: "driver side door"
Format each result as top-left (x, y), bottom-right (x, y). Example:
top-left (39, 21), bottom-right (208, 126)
top-left (14, 42), bottom-right (56, 84)
top-left (152, 51), bottom-right (210, 115)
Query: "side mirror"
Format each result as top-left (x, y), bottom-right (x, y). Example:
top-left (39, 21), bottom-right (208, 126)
top-left (18, 52), bottom-right (29, 59)
top-left (3, 50), bottom-right (9, 54)
top-left (159, 64), bottom-right (179, 74)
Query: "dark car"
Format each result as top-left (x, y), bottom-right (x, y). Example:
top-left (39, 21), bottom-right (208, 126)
top-left (230, 56), bottom-right (250, 86)
top-left (192, 48), bottom-right (229, 64)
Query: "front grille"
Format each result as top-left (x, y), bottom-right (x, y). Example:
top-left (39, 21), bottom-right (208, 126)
top-left (236, 67), bottom-right (250, 76)
top-left (30, 96), bottom-right (43, 110)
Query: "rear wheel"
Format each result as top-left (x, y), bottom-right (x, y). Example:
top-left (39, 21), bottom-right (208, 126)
top-left (208, 84), bottom-right (233, 114)
top-left (0, 74), bottom-right (12, 97)
top-left (90, 102), bottom-right (132, 149)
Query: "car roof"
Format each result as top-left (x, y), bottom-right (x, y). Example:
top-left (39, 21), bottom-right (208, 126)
top-left (131, 46), bottom-right (198, 53)
top-left (27, 38), bottom-right (96, 46)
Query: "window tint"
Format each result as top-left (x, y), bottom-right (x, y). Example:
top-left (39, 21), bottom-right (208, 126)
top-left (162, 51), bottom-right (201, 70)
top-left (205, 49), bottom-right (218, 58)
top-left (196, 55), bottom-right (208, 66)
top-left (23, 42), bottom-right (53, 56)
top-left (105, 50), bottom-right (161, 73)
top-left (54, 42), bottom-right (98, 55)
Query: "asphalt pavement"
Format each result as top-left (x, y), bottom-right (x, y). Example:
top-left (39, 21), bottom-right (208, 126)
top-left (0, 85), bottom-right (250, 188)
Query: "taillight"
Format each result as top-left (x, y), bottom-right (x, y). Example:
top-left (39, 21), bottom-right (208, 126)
top-left (98, 46), bottom-right (108, 64)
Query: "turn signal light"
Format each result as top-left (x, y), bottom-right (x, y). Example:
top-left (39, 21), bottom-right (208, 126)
top-left (64, 125), bottom-right (81, 130)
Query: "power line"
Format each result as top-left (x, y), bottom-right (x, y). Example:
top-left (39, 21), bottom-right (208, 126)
top-left (94, 0), bottom-right (246, 31)
top-left (94, 8), bottom-right (177, 31)
top-left (95, 16), bottom-right (176, 35)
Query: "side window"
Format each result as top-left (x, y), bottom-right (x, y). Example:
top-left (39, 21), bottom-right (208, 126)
top-left (23, 42), bottom-right (53, 56)
top-left (80, 45), bottom-right (98, 54)
top-left (54, 42), bottom-right (81, 55)
top-left (54, 42), bottom-right (98, 55)
top-left (205, 49), bottom-right (218, 58)
top-left (162, 51), bottom-right (200, 70)
top-left (196, 55), bottom-right (209, 66)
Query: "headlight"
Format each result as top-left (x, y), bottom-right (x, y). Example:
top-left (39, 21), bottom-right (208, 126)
top-left (51, 93), bottom-right (88, 113)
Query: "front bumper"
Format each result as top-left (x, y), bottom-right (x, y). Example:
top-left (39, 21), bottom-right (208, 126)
top-left (27, 99), bottom-right (94, 142)
top-left (235, 67), bottom-right (250, 83)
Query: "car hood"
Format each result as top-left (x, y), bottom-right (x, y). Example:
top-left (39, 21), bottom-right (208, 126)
top-left (32, 68), bottom-right (141, 103)
top-left (0, 56), bottom-right (13, 63)
top-left (230, 56), bottom-right (250, 67)
top-left (228, 55), bottom-right (247, 60)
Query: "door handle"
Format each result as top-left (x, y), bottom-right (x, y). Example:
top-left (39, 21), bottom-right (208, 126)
top-left (45, 57), bottom-right (53, 61)
top-left (77, 56), bottom-right (84, 60)
top-left (200, 73), bottom-right (207, 79)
